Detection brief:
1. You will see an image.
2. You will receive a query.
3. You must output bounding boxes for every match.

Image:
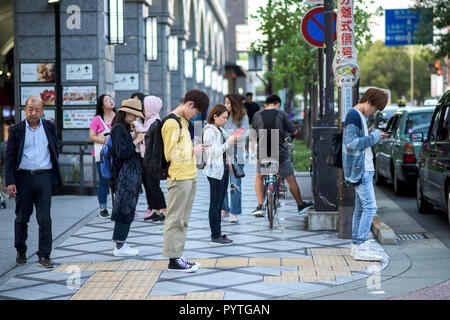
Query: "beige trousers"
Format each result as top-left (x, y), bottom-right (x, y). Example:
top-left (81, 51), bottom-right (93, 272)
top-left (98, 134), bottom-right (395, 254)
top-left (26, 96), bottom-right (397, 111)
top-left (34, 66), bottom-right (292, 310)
top-left (162, 179), bottom-right (197, 258)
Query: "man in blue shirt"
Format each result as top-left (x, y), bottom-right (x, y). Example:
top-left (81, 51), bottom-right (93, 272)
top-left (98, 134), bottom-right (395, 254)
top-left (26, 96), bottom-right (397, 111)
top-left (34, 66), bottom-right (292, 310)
top-left (6, 96), bottom-right (62, 268)
top-left (342, 88), bottom-right (390, 261)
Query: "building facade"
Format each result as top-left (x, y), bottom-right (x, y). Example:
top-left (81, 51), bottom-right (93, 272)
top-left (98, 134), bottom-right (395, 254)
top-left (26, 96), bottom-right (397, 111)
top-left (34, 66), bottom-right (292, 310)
top-left (6, 0), bottom-right (229, 192)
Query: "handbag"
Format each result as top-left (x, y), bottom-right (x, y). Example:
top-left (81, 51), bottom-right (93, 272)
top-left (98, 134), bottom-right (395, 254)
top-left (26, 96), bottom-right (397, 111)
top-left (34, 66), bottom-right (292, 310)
top-left (231, 153), bottom-right (245, 178)
top-left (326, 132), bottom-right (343, 169)
top-left (94, 116), bottom-right (110, 162)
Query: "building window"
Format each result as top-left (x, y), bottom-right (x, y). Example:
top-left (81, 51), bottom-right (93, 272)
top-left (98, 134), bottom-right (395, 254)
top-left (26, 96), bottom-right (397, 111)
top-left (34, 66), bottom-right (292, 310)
top-left (223, 78), bottom-right (229, 95)
top-left (145, 17), bottom-right (158, 60)
top-left (204, 65), bottom-right (212, 88)
top-left (196, 58), bottom-right (204, 84)
top-left (109, 0), bottom-right (124, 44)
top-left (211, 70), bottom-right (218, 90)
top-left (217, 74), bottom-right (223, 93)
top-left (168, 36), bottom-right (178, 71)
top-left (184, 49), bottom-right (193, 78)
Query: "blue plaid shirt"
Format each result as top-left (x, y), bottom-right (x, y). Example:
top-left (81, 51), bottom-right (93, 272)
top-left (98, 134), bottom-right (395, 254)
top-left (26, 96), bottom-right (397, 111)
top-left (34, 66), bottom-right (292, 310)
top-left (342, 108), bottom-right (380, 186)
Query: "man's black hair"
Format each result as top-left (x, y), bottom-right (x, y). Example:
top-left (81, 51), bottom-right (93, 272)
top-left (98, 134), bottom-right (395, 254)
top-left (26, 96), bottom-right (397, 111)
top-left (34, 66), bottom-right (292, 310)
top-left (266, 94), bottom-right (281, 105)
top-left (245, 92), bottom-right (253, 97)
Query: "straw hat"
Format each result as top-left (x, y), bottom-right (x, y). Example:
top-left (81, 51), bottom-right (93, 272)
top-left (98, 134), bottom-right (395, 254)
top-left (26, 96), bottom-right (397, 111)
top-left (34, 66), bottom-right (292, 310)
top-left (118, 99), bottom-right (145, 119)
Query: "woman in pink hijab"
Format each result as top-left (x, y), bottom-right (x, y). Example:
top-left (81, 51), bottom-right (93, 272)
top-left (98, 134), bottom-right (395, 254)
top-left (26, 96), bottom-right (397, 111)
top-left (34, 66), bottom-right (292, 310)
top-left (133, 96), bottom-right (167, 222)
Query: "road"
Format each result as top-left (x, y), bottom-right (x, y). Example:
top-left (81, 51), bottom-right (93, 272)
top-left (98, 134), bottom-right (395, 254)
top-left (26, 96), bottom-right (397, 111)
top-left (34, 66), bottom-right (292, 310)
top-left (374, 182), bottom-right (450, 249)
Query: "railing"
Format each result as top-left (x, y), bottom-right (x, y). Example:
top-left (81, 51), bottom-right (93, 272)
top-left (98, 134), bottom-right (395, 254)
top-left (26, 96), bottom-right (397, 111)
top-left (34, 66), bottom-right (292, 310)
top-left (59, 141), bottom-right (96, 195)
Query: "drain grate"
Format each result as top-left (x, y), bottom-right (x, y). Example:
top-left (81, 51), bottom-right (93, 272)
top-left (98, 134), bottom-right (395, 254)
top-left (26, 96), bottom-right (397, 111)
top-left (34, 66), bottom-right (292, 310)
top-left (396, 233), bottom-right (428, 241)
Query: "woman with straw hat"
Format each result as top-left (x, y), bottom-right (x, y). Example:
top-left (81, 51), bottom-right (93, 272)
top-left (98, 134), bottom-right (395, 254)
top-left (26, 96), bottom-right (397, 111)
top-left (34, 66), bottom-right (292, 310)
top-left (110, 99), bottom-right (146, 257)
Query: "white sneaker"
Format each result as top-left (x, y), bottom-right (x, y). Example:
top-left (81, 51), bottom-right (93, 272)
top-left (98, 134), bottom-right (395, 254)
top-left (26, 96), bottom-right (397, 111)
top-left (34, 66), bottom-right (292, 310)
top-left (229, 214), bottom-right (239, 223)
top-left (353, 241), bottom-right (382, 261)
top-left (351, 244), bottom-right (358, 257)
top-left (114, 243), bottom-right (139, 257)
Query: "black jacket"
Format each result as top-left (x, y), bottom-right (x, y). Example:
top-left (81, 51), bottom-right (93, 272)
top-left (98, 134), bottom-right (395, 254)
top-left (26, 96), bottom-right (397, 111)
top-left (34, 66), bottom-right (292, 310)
top-left (5, 119), bottom-right (63, 187)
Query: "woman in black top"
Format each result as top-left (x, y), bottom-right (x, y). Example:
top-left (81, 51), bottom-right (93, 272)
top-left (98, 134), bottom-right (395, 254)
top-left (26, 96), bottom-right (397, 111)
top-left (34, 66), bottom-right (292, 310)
top-left (110, 99), bottom-right (146, 257)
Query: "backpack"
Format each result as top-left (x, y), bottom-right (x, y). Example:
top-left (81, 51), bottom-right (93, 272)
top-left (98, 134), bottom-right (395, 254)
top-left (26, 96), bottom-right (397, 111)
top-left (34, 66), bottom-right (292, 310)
top-left (326, 132), bottom-right (343, 169)
top-left (143, 113), bottom-right (182, 180)
top-left (99, 134), bottom-right (114, 180)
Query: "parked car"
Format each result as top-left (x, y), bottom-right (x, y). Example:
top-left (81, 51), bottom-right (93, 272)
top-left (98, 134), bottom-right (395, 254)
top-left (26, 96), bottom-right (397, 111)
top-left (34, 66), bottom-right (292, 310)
top-left (368, 105), bottom-right (399, 132)
top-left (374, 106), bottom-right (435, 195)
top-left (416, 90), bottom-right (450, 224)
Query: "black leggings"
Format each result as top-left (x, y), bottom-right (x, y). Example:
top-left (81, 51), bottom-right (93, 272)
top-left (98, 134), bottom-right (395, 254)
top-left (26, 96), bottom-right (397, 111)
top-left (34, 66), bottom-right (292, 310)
top-left (139, 157), bottom-right (167, 210)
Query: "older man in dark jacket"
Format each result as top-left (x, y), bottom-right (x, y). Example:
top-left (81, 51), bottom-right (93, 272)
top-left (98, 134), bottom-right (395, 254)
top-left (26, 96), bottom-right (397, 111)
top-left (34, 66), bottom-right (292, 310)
top-left (6, 96), bottom-right (62, 268)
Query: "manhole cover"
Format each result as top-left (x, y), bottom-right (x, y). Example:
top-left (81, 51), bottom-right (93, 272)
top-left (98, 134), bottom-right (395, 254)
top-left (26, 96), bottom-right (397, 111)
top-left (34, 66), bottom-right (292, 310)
top-left (396, 233), bottom-right (428, 241)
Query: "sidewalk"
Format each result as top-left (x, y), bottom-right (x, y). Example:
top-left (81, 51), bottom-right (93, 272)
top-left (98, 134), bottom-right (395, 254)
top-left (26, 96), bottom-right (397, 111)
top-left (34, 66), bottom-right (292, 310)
top-left (0, 165), bottom-right (391, 300)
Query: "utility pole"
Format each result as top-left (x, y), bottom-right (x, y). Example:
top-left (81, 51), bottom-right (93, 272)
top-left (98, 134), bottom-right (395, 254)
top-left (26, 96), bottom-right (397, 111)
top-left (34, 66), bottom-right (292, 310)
top-left (334, 0), bottom-right (359, 239)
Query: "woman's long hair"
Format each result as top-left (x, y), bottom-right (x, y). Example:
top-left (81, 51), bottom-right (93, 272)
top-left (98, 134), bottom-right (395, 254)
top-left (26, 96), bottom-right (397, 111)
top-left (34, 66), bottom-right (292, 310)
top-left (96, 94), bottom-right (111, 117)
top-left (226, 93), bottom-right (247, 127)
top-left (111, 111), bottom-right (131, 131)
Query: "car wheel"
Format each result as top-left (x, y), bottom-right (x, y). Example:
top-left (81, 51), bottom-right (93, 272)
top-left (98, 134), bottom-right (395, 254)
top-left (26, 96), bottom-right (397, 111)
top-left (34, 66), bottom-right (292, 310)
top-left (393, 169), bottom-right (404, 196)
top-left (416, 178), bottom-right (432, 214)
top-left (375, 167), bottom-right (386, 185)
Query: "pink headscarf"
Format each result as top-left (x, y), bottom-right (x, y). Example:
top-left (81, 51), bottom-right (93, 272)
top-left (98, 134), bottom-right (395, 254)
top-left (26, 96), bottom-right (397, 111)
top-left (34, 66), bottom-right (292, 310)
top-left (133, 95), bottom-right (163, 157)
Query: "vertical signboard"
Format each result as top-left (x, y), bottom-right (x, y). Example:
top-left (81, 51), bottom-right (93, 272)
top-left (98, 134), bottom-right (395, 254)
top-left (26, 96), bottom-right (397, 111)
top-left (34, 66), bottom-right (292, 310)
top-left (332, 0), bottom-right (359, 88)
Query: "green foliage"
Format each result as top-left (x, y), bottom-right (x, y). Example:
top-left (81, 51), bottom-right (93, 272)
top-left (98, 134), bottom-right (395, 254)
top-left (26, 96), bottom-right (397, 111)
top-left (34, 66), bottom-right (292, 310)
top-left (414, 0), bottom-right (450, 59)
top-left (358, 41), bottom-right (434, 104)
top-left (249, 0), bottom-right (383, 93)
top-left (292, 139), bottom-right (311, 172)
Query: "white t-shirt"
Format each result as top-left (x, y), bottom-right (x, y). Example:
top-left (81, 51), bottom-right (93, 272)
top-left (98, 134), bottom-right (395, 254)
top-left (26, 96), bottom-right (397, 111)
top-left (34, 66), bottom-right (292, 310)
top-left (356, 109), bottom-right (374, 172)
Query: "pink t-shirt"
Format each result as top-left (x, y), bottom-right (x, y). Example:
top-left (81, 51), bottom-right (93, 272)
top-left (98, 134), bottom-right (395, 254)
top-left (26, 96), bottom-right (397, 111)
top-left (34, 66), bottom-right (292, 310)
top-left (90, 116), bottom-right (112, 156)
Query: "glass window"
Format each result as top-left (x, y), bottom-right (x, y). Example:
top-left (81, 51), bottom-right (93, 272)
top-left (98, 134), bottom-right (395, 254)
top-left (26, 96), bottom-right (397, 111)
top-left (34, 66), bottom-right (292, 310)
top-left (429, 108), bottom-right (442, 141)
top-left (404, 112), bottom-right (434, 138)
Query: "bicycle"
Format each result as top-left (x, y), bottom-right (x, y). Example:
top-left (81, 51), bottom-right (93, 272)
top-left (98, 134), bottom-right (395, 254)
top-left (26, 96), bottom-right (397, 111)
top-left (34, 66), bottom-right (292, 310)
top-left (260, 158), bottom-right (285, 230)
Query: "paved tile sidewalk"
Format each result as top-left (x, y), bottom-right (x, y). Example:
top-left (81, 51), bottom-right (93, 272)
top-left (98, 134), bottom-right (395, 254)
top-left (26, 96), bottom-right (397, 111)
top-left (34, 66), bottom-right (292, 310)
top-left (0, 165), bottom-right (389, 300)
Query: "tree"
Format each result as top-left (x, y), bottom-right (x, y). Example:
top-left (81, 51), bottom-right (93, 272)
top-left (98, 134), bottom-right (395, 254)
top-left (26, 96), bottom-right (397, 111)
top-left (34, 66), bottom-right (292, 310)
top-left (414, 0), bottom-right (450, 59)
top-left (358, 40), bottom-right (434, 104)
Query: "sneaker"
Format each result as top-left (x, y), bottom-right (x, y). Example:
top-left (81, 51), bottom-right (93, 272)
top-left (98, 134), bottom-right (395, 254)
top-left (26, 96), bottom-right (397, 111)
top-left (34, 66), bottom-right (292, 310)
top-left (16, 251), bottom-right (26, 266)
top-left (353, 241), bottom-right (383, 261)
top-left (221, 210), bottom-right (229, 220)
top-left (229, 214), bottom-right (239, 223)
top-left (210, 234), bottom-right (233, 246)
top-left (38, 257), bottom-right (54, 268)
top-left (99, 209), bottom-right (110, 219)
top-left (157, 213), bottom-right (165, 222)
top-left (168, 257), bottom-right (198, 272)
top-left (113, 243), bottom-right (139, 257)
top-left (180, 256), bottom-right (201, 268)
top-left (351, 243), bottom-right (358, 257)
top-left (250, 206), bottom-right (264, 217)
top-left (297, 201), bottom-right (314, 215)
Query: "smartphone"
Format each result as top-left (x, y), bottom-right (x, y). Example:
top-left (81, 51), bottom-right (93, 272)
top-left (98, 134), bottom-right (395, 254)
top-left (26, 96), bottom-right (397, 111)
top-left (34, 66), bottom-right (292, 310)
top-left (203, 144), bottom-right (211, 148)
top-left (232, 128), bottom-right (244, 137)
top-left (104, 132), bottom-right (110, 136)
top-left (385, 131), bottom-right (392, 135)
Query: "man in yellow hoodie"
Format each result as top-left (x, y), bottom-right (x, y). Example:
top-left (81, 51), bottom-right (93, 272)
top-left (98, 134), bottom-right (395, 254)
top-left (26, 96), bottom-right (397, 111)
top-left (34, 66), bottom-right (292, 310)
top-left (162, 89), bottom-right (209, 272)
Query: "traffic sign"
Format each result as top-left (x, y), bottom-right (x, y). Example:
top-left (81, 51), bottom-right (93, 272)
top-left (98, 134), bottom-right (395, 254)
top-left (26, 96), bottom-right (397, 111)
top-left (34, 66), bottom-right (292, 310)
top-left (301, 7), bottom-right (337, 48)
top-left (385, 9), bottom-right (432, 46)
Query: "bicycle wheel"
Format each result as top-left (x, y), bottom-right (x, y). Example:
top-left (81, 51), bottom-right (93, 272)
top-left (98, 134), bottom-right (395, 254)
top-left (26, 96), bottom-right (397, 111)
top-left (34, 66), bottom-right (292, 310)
top-left (267, 192), bottom-right (275, 229)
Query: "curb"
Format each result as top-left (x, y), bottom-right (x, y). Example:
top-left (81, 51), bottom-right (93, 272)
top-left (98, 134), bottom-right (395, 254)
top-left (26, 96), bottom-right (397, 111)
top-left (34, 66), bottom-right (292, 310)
top-left (371, 215), bottom-right (397, 245)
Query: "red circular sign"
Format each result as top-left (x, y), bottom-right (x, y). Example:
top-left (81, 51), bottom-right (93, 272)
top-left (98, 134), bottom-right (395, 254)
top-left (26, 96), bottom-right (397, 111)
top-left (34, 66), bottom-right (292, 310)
top-left (301, 7), bottom-right (337, 48)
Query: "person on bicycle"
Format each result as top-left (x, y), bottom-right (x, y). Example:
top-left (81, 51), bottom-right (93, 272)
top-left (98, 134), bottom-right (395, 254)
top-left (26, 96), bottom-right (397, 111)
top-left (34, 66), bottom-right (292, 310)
top-left (251, 94), bottom-right (313, 216)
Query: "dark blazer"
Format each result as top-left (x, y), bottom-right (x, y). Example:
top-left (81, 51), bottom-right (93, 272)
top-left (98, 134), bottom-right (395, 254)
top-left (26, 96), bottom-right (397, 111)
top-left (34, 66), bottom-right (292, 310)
top-left (5, 119), bottom-right (63, 187)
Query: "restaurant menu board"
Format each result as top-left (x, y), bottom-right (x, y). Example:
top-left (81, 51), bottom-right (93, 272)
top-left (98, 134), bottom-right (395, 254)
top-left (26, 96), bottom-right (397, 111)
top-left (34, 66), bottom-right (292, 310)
top-left (62, 86), bottom-right (97, 105)
top-left (20, 63), bottom-right (55, 83)
top-left (20, 86), bottom-right (56, 106)
top-left (20, 109), bottom-right (56, 122)
top-left (63, 109), bottom-right (96, 129)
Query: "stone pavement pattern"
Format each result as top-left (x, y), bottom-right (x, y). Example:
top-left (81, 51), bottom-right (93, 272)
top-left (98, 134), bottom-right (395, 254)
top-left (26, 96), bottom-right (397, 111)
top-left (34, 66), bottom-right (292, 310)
top-left (0, 165), bottom-right (389, 300)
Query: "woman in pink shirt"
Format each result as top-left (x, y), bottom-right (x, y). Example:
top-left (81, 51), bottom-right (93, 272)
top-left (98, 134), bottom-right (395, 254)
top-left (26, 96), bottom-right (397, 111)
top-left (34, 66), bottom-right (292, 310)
top-left (89, 94), bottom-right (115, 218)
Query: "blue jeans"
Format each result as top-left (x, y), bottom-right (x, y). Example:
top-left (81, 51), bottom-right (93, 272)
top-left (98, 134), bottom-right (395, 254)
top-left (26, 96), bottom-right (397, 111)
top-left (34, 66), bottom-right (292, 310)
top-left (352, 171), bottom-right (377, 245)
top-left (208, 169), bottom-right (229, 239)
top-left (222, 164), bottom-right (243, 215)
top-left (96, 162), bottom-right (109, 209)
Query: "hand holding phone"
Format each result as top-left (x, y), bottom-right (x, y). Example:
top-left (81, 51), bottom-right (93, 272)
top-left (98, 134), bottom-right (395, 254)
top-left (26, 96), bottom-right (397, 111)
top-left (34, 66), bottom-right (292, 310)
top-left (232, 128), bottom-right (244, 137)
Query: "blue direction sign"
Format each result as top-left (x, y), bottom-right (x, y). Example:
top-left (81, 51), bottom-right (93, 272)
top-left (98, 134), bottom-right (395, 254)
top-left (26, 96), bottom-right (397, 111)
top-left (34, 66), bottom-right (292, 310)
top-left (301, 7), bottom-right (337, 48)
top-left (385, 9), bottom-right (431, 46)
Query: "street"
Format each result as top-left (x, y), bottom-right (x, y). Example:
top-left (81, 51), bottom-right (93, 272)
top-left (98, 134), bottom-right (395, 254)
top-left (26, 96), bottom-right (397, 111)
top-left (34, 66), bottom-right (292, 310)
top-left (375, 183), bottom-right (450, 249)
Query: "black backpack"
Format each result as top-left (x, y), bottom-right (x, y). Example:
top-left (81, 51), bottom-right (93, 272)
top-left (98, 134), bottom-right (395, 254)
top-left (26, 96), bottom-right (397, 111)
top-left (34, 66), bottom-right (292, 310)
top-left (326, 132), bottom-right (343, 169)
top-left (143, 113), bottom-right (182, 180)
